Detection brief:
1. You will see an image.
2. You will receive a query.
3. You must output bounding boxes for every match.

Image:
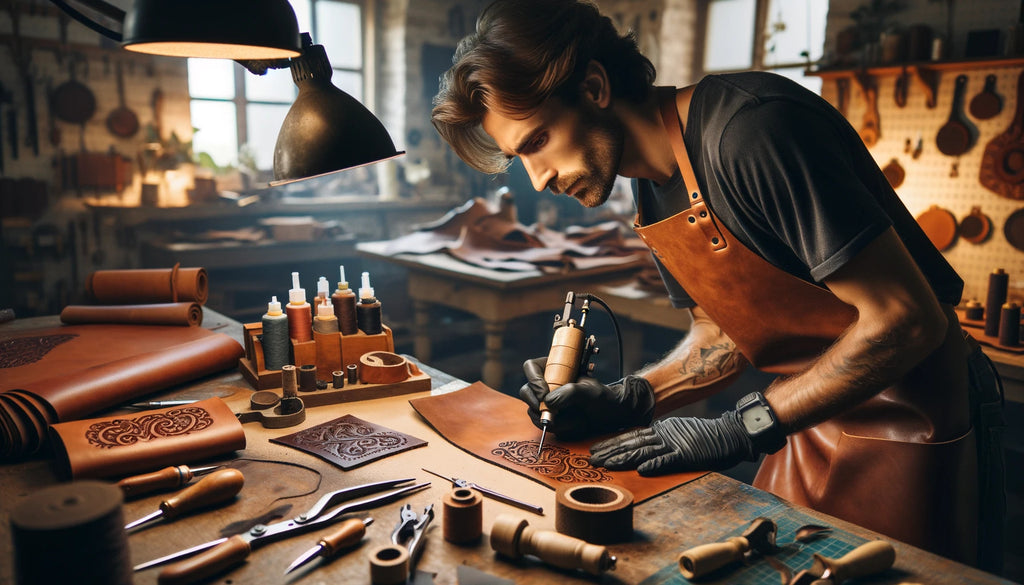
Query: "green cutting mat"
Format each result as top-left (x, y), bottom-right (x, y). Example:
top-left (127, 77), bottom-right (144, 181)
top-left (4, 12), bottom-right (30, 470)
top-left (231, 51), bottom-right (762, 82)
top-left (639, 500), bottom-right (868, 585)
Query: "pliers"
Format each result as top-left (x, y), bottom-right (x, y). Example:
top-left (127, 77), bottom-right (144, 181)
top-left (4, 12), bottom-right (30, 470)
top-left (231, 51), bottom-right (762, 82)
top-left (392, 503), bottom-right (434, 567)
top-left (134, 478), bottom-right (429, 584)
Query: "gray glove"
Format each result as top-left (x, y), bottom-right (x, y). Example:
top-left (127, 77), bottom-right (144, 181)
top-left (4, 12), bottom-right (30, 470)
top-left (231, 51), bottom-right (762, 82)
top-left (589, 411), bottom-right (758, 475)
top-left (519, 357), bottom-right (655, 440)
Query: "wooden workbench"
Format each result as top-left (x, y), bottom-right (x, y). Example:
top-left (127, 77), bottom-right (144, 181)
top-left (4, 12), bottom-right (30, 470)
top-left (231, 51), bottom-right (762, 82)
top-left (0, 313), bottom-right (1013, 585)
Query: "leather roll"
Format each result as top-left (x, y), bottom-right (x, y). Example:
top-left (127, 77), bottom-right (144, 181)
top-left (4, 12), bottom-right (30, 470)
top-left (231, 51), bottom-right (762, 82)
top-left (359, 351), bottom-right (422, 384)
top-left (48, 397), bottom-right (246, 479)
top-left (86, 265), bottom-right (208, 305)
top-left (555, 483), bottom-right (634, 544)
top-left (60, 303), bottom-right (204, 327)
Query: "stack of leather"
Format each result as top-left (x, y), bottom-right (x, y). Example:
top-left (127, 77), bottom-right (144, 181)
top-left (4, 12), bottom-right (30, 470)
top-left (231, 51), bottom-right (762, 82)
top-left (60, 264), bottom-right (208, 326)
top-left (380, 198), bottom-right (649, 273)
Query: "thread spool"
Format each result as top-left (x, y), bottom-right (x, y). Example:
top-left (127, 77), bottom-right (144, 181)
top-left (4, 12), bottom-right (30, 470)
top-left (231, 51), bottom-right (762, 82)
top-left (261, 296), bottom-right (290, 370)
top-left (347, 363), bottom-right (359, 384)
top-left (985, 268), bottom-right (1009, 337)
top-left (964, 299), bottom-right (984, 321)
top-left (332, 370), bottom-right (345, 388)
top-left (1000, 302), bottom-right (1021, 346)
top-left (12, 480), bottom-right (132, 585)
top-left (313, 298), bottom-right (340, 334)
top-left (555, 484), bottom-right (633, 544)
top-left (333, 266), bottom-right (359, 335)
top-left (357, 271), bottom-right (383, 335)
top-left (282, 364), bottom-right (298, 398)
top-left (443, 487), bottom-right (483, 544)
top-left (298, 364), bottom-right (318, 392)
top-left (369, 544), bottom-right (409, 585)
top-left (286, 271), bottom-right (313, 342)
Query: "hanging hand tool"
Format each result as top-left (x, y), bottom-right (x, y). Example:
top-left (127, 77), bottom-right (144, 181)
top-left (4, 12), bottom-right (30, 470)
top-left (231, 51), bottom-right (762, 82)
top-left (284, 517), bottom-right (372, 575)
top-left (536, 292), bottom-right (598, 459)
top-left (787, 540), bottom-right (895, 585)
top-left (124, 468), bottom-right (245, 532)
top-left (137, 478), bottom-right (429, 584)
top-left (421, 468), bottom-right (543, 515)
top-left (116, 464), bottom-right (222, 499)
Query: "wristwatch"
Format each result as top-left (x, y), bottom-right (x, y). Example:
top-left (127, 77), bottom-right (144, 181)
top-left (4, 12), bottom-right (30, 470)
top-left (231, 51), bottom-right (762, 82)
top-left (735, 392), bottom-right (787, 454)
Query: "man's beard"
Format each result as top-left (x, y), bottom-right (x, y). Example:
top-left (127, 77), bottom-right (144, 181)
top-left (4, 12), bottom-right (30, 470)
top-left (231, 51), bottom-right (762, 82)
top-left (557, 108), bottom-right (624, 208)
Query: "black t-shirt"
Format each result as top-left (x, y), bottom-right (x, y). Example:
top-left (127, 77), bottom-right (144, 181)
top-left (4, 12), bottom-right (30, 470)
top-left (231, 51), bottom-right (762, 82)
top-left (633, 71), bottom-right (963, 308)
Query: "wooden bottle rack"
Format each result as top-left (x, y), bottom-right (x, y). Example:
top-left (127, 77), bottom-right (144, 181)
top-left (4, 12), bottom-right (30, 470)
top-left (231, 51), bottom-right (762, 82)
top-left (238, 323), bottom-right (431, 403)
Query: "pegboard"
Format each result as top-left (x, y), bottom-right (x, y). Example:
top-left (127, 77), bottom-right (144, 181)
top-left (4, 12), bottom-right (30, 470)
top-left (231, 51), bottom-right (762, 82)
top-left (820, 64), bottom-right (1024, 307)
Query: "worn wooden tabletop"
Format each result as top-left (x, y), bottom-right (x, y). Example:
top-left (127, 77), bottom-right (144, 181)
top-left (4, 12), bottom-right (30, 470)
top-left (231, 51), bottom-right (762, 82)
top-left (0, 313), bottom-right (1014, 585)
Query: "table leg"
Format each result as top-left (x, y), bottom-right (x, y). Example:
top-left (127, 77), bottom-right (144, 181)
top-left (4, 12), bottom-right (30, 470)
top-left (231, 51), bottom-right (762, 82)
top-left (482, 319), bottom-right (507, 390)
top-left (413, 299), bottom-right (432, 363)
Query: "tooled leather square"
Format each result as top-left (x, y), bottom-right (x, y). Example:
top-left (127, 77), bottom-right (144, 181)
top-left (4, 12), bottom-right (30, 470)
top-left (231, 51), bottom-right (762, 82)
top-left (271, 414), bottom-right (427, 470)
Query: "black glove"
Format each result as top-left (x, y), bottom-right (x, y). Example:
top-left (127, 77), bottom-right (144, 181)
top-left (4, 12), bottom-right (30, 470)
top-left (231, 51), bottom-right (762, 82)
top-left (519, 357), bottom-right (655, 440)
top-left (589, 411), bottom-right (759, 476)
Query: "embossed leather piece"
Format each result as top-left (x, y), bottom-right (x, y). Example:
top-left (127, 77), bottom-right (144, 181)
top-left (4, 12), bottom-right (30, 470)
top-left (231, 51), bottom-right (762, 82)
top-left (60, 302), bottom-right (204, 327)
top-left (0, 324), bottom-right (243, 458)
top-left (86, 266), bottom-right (208, 305)
top-left (48, 397), bottom-right (246, 479)
top-left (409, 382), bottom-right (705, 503)
top-left (271, 414), bottom-right (427, 470)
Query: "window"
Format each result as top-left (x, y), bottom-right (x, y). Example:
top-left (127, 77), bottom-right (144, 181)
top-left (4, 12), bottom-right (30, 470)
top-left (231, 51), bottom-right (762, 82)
top-left (699, 0), bottom-right (828, 93)
top-left (188, 0), bottom-right (367, 173)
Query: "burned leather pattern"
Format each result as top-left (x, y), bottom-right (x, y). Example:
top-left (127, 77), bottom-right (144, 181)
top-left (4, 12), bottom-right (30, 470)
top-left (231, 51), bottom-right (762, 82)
top-left (0, 334), bottom-right (78, 369)
top-left (85, 406), bottom-right (214, 448)
top-left (272, 414), bottom-right (426, 470)
top-left (492, 440), bottom-right (611, 483)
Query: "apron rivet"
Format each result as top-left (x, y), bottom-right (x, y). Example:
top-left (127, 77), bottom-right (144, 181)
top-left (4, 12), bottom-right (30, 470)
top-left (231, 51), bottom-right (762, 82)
top-left (711, 237), bottom-right (720, 245)
top-left (700, 211), bottom-right (707, 218)
top-left (688, 216), bottom-right (696, 224)
top-left (691, 192), bottom-right (698, 199)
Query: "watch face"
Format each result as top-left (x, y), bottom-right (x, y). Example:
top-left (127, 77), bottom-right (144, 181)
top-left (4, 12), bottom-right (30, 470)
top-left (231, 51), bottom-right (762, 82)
top-left (740, 406), bottom-right (773, 434)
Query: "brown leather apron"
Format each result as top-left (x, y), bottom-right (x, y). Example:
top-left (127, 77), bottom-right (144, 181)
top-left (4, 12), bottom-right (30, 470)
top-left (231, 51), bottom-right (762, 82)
top-left (633, 88), bottom-right (978, 563)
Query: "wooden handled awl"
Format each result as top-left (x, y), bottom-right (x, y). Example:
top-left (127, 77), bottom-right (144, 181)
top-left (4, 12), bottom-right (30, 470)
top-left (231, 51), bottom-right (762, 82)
top-left (124, 468), bottom-right (245, 532)
top-left (788, 540), bottom-right (896, 585)
top-left (678, 517), bottom-right (777, 579)
top-left (490, 514), bottom-right (615, 575)
top-left (117, 464), bottom-right (221, 499)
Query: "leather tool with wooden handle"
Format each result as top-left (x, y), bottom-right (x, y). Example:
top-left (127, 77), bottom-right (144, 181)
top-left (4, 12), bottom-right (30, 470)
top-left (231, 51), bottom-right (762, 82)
top-left (490, 514), bottom-right (615, 575)
top-left (788, 540), bottom-right (896, 585)
top-left (678, 517), bottom-right (777, 579)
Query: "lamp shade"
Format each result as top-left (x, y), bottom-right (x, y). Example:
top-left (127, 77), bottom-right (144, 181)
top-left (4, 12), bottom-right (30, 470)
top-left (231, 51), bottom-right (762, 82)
top-left (272, 43), bottom-right (403, 185)
top-left (122, 0), bottom-right (302, 59)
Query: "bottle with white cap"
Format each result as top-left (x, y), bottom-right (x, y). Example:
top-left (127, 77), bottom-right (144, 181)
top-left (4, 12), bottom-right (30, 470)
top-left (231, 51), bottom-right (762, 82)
top-left (286, 271), bottom-right (313, 342)
top-left (261, 296), bottom-right (290, 370)
top-left (313, 295), bottom-right (339, 334)
top-left (356, 271), bottom-right (383, 335)
top-left (332, 265), bottom-right (358, 335)
top-left (314, 276), bottom-right (330, 314)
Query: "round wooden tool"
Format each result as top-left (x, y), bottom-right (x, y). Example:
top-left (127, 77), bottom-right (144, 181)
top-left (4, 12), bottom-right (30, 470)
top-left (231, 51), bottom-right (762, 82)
top-left (936, 75), bottom-right (973, 156)
top-left (915, 205), bottom-right (958, 251)
top-left (881, 158), bottom-right (905, 188)
top-left (1004, 207), bottom-right (1024, 252)
top-left (106, 60), bottom-right (139, 138)
top-left (980, 71), bottom-right (1024, 199)
top-left (969, 74), bottom-right (1002, 120)
top-left (959, 206), bottom-right (992, 243)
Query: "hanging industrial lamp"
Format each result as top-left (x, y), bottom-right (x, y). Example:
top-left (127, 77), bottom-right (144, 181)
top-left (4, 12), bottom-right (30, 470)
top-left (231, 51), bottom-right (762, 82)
top-left (271, 35), bottom-right (404, 185)
top-left (121, 0), bottom-right (302, 59)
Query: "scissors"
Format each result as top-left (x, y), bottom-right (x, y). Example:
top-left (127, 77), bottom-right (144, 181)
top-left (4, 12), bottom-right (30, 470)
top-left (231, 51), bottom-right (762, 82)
top-left (135, 478), bottom-right (429, 584)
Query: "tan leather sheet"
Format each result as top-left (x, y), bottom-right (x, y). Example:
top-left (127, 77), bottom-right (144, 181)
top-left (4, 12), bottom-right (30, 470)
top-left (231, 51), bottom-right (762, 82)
top-left (86, 266), bottom-right (208, 305)
top-left (409, 382), bottom-right (706, 503)
top-left (0, 324), bottom-right (243, 458)
top-left (48, 397), bottom-right (246, 479)
top-left (60, 302), bottom-right (204, 326)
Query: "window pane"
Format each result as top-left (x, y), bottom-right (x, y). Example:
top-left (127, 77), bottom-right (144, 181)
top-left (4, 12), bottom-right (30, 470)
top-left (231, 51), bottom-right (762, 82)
top-left (191, 101), bottom-right (238, 167)
top-left (316, 1), bottom-right (362, 70)
top-left (246, 66), bottom-right (297, 102)
top-left (769, 66), bottom-right (822, 94)
top-left (765, 0), bottom-right (829, 67)
top-left (704, 0), bottom-right (755, 71)
top-left (187, 59), bottom-right (235, 99)
top-left (290, 0), bottom-right (312, 36)
top-left (246, 104), bottom-right (291, 170)
top-left (333, 69), bottom-right (363, 103)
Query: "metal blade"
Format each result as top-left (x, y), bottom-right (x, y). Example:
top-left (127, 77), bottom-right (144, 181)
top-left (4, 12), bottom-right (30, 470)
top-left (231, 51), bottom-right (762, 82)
top-left (420, 468), bottom-right (455, 485)
top-left (124, 508), bottom-right (163, 531)
top-left (283, 543), bottom-right (323, 575)
top-left (132, 536), bottom-right (228, 572)
top-left (536, 424), bottom-right (548, 460)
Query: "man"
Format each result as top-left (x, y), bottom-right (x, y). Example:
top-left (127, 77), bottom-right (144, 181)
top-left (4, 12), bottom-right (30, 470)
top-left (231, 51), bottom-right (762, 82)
top-left (431, 0), bottom-right (1004, 569)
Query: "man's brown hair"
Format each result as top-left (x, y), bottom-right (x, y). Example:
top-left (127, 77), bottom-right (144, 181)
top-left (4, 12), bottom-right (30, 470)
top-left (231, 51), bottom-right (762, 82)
top-left (431, 0), bottom-right (656, 175)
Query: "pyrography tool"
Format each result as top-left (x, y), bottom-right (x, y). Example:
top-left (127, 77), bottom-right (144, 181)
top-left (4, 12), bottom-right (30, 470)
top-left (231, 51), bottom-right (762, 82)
top-left (535, 292), bottom-right (600, 458)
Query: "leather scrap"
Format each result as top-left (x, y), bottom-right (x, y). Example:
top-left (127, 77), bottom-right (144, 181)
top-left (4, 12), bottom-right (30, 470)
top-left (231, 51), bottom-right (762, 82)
top-left (59, 302), bottom-right (204, 326)
top-left (271, 414), bottom-right (427, 470)
top-left (409, 382), bottom-right (706, 503)
top-left (48, 397), bottom-right (246, 480)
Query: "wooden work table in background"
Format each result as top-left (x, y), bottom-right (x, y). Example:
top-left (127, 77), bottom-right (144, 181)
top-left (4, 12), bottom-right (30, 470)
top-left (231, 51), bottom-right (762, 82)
top-left (0, 311), bottom-right (1015, 585)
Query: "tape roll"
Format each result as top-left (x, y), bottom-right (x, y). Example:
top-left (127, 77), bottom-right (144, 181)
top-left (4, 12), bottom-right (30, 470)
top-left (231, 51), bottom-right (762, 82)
top-left (555, 483), bottom-right (633, 544)
top-left (443, 487), bottom-right (483, 544)
top-left (369, 544), bottom-right (409, 585)
top-left (359, 351), bottom-right (418, 384)
top-left (11, 480), bottom-right (132, 585)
